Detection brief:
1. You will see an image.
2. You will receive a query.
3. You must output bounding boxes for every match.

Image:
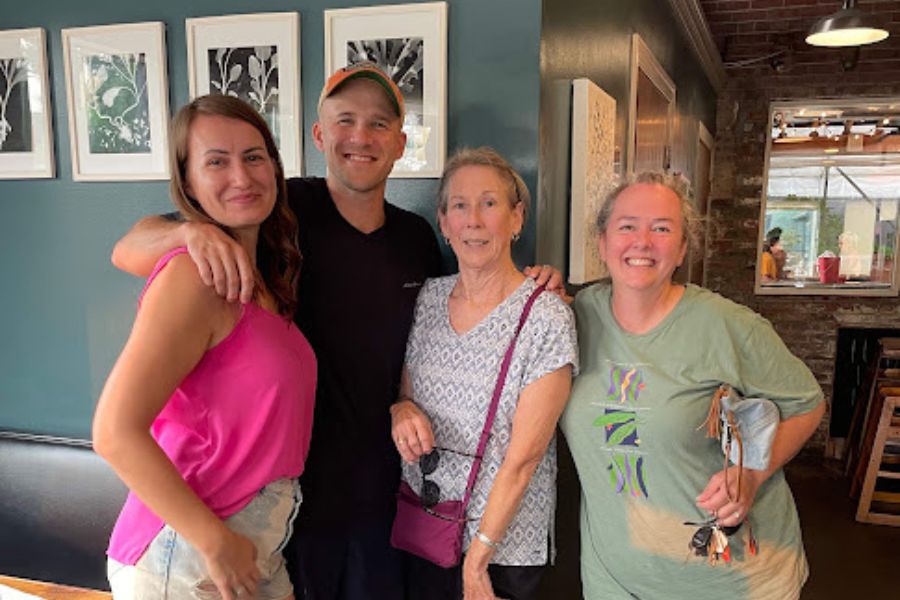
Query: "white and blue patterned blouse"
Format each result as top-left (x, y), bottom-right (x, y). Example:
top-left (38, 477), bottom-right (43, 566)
top-left (401, 275), bottom-right (578, 565)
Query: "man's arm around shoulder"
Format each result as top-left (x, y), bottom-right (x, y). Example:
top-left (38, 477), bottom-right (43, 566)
top-left (111, 214), bottom-right (256, 303)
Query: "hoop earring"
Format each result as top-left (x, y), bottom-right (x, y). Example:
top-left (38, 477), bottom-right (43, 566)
top-left (443, 236), bottom-right (451, 245)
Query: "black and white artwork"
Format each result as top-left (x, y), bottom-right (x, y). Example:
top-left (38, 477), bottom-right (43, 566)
top-left (83, 53), bottom-right (151, 154)
top-left (0, 27), bottom-right (53, 178)
top-left (0, 57), bottom-right (32, 152)
top-left (207, 46), bottom-right (280, 142)
top-left (347, 37), bottom-right (423, 125)
top-left (187, 13), bottom-right (302, 176)
top-left (326, 2), bottom-right (446, 177)
top-left (347, 37), bottom-right (426, 173)
top-left (63, 22), bottom-right (170, 180)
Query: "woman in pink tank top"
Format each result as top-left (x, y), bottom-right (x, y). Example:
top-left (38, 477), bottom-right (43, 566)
top-left (93, 96), bottom-right (316, 600)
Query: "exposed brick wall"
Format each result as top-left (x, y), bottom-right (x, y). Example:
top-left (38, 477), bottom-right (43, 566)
top-left (701, 3), bottom-right (900, 454)
top-left (702, 0), bottom-right (900, 64)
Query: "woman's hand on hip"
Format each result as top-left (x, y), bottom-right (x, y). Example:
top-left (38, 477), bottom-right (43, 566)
top-left (390, 399), bottom-right (434, 463)
top-left (696, 465), bottom-right (765, 528)
top-left (201, 526), bottom-right (261, 600)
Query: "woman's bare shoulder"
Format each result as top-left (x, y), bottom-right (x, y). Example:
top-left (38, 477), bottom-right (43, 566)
top-left (141, 253), bottom-right (229, 321)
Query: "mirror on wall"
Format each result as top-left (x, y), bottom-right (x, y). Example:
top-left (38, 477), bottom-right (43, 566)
top-left (757, 99), bottom-right (900, 296)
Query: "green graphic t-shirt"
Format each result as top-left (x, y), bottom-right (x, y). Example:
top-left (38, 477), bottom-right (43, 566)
top-left (561, 283), bottom-right (823, 600)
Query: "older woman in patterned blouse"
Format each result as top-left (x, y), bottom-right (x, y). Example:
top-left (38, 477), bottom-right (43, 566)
top-left (389, 148), bottom-right (578, 600)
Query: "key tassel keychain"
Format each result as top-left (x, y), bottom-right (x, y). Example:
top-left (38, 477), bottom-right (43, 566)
top-left (686, 385), bottom-right (763, 564)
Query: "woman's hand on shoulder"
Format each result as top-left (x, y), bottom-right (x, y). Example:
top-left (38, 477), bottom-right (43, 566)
top-left (390, 398), bottom-right (434, 463)
top-left (200, 525), bottom-right (261, 600)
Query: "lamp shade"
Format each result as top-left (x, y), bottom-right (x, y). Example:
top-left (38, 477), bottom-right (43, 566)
top-left (806, 1), bottom-right (889, 47)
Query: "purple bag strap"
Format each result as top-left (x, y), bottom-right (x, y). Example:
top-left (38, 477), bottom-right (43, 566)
top-left (459, 283), bottom-right (546, 514)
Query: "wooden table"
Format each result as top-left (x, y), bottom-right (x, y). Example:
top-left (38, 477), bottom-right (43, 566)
top-left (0, 576), bottom-right (111, 600)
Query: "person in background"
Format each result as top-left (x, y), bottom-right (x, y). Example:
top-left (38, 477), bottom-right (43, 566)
top-left (109, 63), bottom-right (564, 600)
top-left (561, 173), bottom-right (825, 599)
top-left (760, 227), bottom-right (785, 282)
top-left (94, 95), bottom-right (316, 600)
top-left (390, 148), bottom-right (577, 600)
top-left (837, 231), bottom-right (864, 279)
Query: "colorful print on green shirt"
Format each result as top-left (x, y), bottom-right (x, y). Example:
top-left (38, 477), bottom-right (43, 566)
top-left (595, 362), bottom-right (649, 497)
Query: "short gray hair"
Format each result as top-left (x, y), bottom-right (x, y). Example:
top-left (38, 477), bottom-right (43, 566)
top-left (436, 147), bottom-right (530, 225)
top-left (594, 171), bottom-right (702, 254)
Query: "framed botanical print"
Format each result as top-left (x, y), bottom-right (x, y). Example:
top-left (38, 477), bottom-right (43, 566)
top-left (62, 22), bottom-right (170, 181)
top-left (324, 1), bottom-right (447, 178)
top-left (186, 12), bottom-right (302, 177)
top-left (0, 27), bottom-right (54, 179)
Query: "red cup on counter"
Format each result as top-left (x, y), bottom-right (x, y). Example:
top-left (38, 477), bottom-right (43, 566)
top-left (818, 256), bottom-right (841, 284)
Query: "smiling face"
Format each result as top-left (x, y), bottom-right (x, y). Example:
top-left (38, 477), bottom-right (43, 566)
top-left (598, 182), bottom-right (688, 294)
top-left (183, 114), bottom-right (277, 237)
top-left (439, 165), bottom-right (524, 273)
top-left (313, 78), bottom-right (406, 198)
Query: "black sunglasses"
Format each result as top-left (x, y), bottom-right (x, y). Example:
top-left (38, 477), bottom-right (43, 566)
top-left (418, 447), bottom-right (480, 522)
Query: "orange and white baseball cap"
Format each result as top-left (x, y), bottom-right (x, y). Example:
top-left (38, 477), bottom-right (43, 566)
top-left (318, 61), bottom-right (405, 120)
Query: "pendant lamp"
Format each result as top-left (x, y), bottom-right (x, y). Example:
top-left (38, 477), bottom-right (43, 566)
top-left (806, 0), bottom-right (889, 48)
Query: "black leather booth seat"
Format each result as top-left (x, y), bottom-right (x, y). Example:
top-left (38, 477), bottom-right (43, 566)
top-left (0, 432), bottom-right (127, 590)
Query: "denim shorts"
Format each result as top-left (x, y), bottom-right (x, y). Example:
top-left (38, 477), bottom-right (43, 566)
top-left (108, 478), bottom-right (302, 600)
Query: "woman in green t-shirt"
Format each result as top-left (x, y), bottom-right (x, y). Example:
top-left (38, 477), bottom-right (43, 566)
top-left (560, 173), bottom-right (825, 600)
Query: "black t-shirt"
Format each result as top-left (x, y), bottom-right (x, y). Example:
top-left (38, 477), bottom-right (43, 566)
top-left (287, 177), bottom-right (442, 531)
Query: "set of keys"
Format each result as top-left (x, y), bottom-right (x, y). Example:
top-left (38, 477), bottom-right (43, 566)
top-left (684, 518), bottom-right (758, 564)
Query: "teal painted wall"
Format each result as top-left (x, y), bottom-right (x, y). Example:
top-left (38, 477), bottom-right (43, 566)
top-left (0, 0), bottom-right (542, 438)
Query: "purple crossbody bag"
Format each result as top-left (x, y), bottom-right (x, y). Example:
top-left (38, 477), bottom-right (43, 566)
top-left (390, 284), bottom-right (546, 568)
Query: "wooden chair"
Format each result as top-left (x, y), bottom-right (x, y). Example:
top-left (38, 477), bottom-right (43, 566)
top-left (846, 337), bottom-right (900, 493)
top-left (855, 395), bottom-right (900, 526)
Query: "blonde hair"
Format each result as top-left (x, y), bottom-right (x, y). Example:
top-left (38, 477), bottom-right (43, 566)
top-left (436, 147), bottom-right (530, 225)
top-left (594, 171), bottom-right (703, 254)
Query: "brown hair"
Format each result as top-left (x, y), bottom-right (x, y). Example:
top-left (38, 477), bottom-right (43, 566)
top-left (436, 147), bottom-right (531, 225)
top-left (169, 95), bottom-right (300, 317)
top-left (594, 171), bottom-right (703, 254)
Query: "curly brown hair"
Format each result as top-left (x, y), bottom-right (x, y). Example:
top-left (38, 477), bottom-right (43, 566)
top-left (168, 95), bottom-right (301, 317)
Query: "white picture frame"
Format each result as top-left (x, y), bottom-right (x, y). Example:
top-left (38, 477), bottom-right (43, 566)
top-left (324, 1), bottom-right (447, 178)
top-left (62, 22), bottom-right (170, 181)
top-left (0, 27), bottom-right (54, 179)
top-left (569, 78), bottom-right (616, 285)
top-left (186, 12), bottom-right (303, 177)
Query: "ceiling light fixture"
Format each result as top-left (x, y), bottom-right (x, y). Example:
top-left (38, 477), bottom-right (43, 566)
top-left (806, 0), bottom-right (889, 48)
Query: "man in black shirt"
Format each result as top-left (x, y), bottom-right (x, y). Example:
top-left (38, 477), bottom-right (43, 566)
top-left (285, 65), bottom-right (442, 599)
